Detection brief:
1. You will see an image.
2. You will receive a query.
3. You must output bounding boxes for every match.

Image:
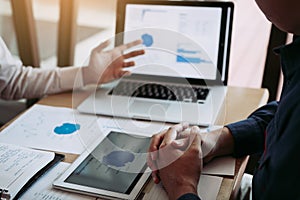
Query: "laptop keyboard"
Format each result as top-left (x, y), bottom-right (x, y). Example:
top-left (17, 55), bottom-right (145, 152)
top-left (108, 81), bottom-right (210, 103)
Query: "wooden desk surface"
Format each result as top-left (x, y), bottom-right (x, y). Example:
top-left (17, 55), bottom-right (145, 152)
top-left (10, 86), bottom-right (269, 200)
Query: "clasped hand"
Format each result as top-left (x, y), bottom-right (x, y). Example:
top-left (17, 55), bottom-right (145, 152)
top-left (147, 123), bottom-right (203, 200)
top-left (147, 123), bottom-right (235, 199)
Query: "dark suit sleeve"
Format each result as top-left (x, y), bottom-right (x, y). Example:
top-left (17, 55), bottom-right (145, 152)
top-left (226, 101), bottom-right (278, 157)
top-left (177, 193), bottom-right (201, 200)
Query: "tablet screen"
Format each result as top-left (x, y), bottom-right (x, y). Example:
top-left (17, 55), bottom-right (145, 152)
top-left (64, 131), bottom-right (151, 194)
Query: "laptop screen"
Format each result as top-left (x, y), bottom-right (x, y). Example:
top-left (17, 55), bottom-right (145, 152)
top-left (116, 1), bottom-right (233, 84)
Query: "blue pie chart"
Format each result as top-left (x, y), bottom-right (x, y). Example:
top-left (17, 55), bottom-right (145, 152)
top-left (102, 150), bottom-right (135, 167)
top-left (54, 123), bottom-right (80, 135)
top-left (142, 33), bottom-right (154, 47)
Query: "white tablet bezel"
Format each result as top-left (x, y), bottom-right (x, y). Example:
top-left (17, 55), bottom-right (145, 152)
top-left (53, 130), bottom-right (151, 200)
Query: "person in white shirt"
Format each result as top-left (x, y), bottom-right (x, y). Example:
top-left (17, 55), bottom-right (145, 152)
top-left (0, 37), bottom-right (144, 100)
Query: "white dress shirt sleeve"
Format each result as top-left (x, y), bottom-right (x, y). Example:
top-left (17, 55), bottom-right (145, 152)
top-left (0, 37), bottom-right (84, 100)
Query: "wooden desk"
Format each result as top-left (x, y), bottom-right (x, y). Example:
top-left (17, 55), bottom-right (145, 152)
top-left (0, 86), bottom-right (267, 199)
top-left (36, 86), bottom-right (269, 200)
top-left (1, 86), bottom-right (268, 199)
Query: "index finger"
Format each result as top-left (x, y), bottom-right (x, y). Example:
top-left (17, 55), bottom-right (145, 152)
top-left (189, 126), bottom-right (201, 147)
top-left (118, 39), bottom-right (143, 51)
top-left (148, 131), bottom-right (166, 161)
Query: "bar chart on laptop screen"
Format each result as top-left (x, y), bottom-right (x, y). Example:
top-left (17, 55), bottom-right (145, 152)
top-left (123, 4), bottom-right (222, 80)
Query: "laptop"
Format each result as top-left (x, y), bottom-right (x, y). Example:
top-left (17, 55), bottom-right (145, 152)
top-left (77, 0), bottom-right (234, 126)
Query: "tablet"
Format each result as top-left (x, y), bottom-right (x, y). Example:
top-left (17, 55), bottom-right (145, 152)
top-left (53, 131), bottom-right (151, 200)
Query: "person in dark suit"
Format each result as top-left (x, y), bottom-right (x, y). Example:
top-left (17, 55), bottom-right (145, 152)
top-left (148, 0), bottom-right (300, 199)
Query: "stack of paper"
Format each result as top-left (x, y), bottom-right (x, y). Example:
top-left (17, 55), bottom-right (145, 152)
top-left (0, 143), bottom-right (55, 199)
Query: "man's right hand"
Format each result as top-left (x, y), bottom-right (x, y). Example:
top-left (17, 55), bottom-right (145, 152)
top-left (147, 123), bottom-right (189, 184)
top-left (147, 124), bottom-right (235, 184)
top-left (148, 126), bottom-right (203, 200)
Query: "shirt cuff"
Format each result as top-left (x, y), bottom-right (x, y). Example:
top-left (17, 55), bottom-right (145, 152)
top-left (59, 66), bottom-right (84, 91)
top-left (177, 193), bottom-right (201, 200)
top-left (226, 118), bottom-right (265, 157)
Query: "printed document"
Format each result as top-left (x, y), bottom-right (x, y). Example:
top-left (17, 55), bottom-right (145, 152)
top-left (0, 105), bottom-right (102, 154)
top-left (0, 143), bottom-right (54, 199)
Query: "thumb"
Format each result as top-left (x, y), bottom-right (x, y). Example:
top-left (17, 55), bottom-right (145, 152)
top-left (188, 126), bottom-right (202, 158)
top-left (118, 70), bottom-right (132, 78)
top-left (94, 40), bottom-right (111, 52)
top-left (171, 138), bottom-right (189, 150)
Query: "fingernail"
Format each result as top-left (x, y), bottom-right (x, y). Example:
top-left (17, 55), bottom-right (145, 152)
top-left (191, 126), bottom-right (200, 132)
top-left (173, 140), bottom-right (182, 146)
top-left (159, 143), bottom-right (166, 149)
top-left (153, 176), bottom-right (159, 184)
top-left (183, 122), bottom-right (189, 127)
top-left (151, 173), bottom-right (156, 181)
top-left (123, 71), bottom-right (131, 76)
